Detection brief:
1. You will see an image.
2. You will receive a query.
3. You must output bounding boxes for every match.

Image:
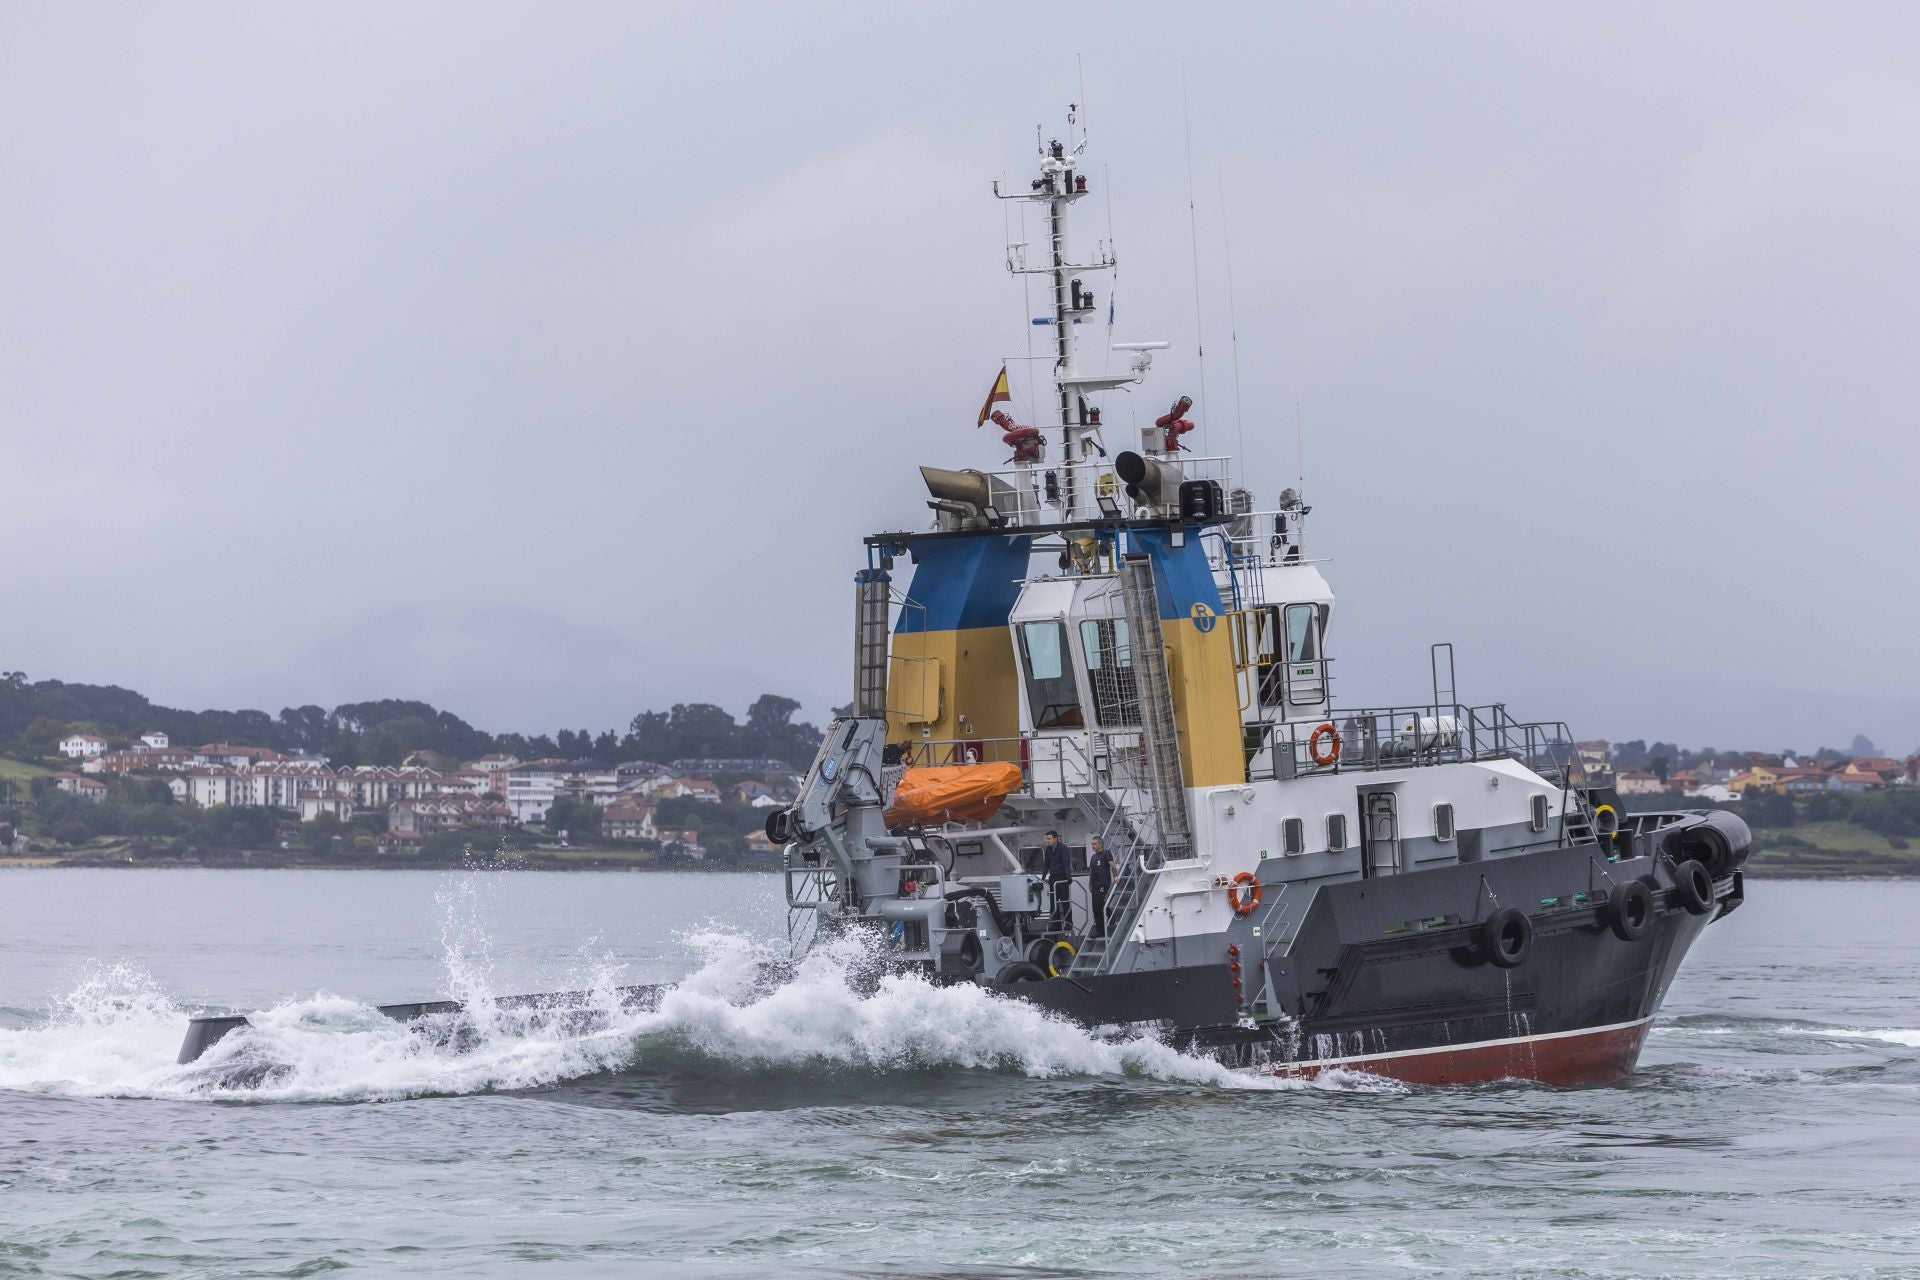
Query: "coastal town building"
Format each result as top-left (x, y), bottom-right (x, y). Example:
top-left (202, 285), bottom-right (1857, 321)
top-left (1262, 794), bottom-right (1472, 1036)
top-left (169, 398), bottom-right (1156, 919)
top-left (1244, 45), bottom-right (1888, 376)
top-left (50, 771), bottom-right (109, 801)
top-left (438, 770), bottom-right (491, 797)
top-left (638, 776), bottom-right (722, 803)
top-left (505, 760), bottom-right (572, 824)
top-left (572, 766), bottom-right (622, 807)
top-left (471, 754), bottom-right (521, 796)
top-left (198, 743), bottom-right (283, 768)
top-left (298, 790), bottom-right (354, 822)
top-left (59, 733), bottom-right (107, 759)
top-left (387, 795), bottom-right (513, 843)
top-left (1843, 758), bottom-right (1901, 783)
top-left (172, 769), bottom-right (240, 808)
top-left (86, 745), bottom-right (198, 775)
top-left (615, 760), bottom-right (672, 785)
top-left (601, 799), bottom-right (659, 841)
top-left (19, 724), bottom-right (807, 862)
top-left (732, 779), bottom-right (787, 807)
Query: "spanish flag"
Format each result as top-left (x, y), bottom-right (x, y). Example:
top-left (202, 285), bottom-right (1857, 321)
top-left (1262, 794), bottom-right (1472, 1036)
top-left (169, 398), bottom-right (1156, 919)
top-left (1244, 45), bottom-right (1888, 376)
top-left (975, 365), bottom-right (1012, 427)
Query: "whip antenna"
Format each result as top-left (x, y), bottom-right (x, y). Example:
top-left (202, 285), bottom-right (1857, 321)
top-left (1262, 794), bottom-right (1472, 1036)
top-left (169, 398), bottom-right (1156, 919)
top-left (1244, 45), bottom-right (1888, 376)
top-left (1219, 166), bottom-right (1246, 466)
top-left (1181, 60), bottom-right (1209, 456)
top-left (1295, 400), bottom-right (1306, 492)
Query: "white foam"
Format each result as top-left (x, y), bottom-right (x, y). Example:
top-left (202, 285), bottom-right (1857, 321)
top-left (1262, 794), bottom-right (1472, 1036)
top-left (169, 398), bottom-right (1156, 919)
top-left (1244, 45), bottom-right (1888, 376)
top-left (1796, 1027), bottom-right (1920, 1049)
top-left (0, 914), bottom-right (1372, 1102)
top-left (0, 962), bottom-right (188, 1097)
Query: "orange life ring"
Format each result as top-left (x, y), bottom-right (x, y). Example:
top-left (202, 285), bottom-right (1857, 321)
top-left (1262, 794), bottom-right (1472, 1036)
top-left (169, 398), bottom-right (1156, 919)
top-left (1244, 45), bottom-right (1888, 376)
top-left (1227, 870), bottom-right (1262, 916)
top-left (1308, 722), bottom-right (1341, 767)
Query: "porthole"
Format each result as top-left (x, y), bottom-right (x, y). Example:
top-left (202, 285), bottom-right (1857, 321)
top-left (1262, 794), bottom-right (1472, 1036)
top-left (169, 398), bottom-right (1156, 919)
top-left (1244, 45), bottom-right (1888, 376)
top-left (1433, 803), bottom-right (1455, 842)
top-left (1326, 812), bottom-right (1348, 852)
top-left (1282, 816), bottom-right (1306, 855)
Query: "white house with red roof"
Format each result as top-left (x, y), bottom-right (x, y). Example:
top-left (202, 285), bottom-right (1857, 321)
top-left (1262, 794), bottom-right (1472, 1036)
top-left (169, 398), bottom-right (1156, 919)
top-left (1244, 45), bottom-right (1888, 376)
top-left (50, 771), bottom-right (109, 801)
top-left (59, 733), bottom-right (108, 759)
top-left (602, 799), bottom-right (659, 840)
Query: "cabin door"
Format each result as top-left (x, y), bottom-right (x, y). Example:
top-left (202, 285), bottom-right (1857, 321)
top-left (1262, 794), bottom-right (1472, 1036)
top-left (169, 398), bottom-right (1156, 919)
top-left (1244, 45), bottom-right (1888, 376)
top-left (1360, 790), bottom-right (1401, 878)
top-left (1282, 603), bottom-right (1327, 711)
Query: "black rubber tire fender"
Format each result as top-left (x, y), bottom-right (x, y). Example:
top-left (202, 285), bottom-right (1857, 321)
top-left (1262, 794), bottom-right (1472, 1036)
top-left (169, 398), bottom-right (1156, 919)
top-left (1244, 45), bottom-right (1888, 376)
top-left (1609, 879), bottom-right (1654, 942)
top-left (1481, 907), bottom-right (1533, 968)
top-left (1675, 859), bottom-right (1715, 916)
top-left (997, 961), bottom-right (1047, 984)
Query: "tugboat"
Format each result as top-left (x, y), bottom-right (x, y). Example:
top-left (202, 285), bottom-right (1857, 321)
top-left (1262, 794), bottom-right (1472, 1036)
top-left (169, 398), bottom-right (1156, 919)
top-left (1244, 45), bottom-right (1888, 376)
top-left (176, 106), bottom-right (1750, 1087)
top-left (763, 105), bottom-right (1752, 1086)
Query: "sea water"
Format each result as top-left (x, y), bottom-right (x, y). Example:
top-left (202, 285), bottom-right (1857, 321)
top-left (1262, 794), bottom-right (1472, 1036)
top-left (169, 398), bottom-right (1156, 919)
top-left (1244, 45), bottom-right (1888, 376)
top-left (1, 868), bottom-right (1917, 1277)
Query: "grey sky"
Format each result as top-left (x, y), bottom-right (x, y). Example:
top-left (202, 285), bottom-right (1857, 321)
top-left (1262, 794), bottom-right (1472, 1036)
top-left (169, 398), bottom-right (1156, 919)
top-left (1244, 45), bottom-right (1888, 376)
top-left (4, 4), bottom-right (1917, 752)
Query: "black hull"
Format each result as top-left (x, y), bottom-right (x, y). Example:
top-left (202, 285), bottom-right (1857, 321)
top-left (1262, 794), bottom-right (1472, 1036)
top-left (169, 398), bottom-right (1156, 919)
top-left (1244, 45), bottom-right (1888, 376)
top-left (1011, 844), bottom-right (1743, 1085)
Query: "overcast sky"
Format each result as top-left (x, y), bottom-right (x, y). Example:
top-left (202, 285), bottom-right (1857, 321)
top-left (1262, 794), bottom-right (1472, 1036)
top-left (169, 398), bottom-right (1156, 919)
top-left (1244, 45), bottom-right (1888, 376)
top-left (4, 4), bottom-right (1917, 752)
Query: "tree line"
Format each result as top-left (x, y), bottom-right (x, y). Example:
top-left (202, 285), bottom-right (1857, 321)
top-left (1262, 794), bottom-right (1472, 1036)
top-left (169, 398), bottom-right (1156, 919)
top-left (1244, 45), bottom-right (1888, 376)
top-left (0, 672), bottom-right (825, 771)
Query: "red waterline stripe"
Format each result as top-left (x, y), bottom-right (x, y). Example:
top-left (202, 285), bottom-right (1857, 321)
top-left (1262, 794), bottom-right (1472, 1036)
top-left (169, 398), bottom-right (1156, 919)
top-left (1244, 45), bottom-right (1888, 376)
top-left (1257, 1016), bottom-right (1657, 1086)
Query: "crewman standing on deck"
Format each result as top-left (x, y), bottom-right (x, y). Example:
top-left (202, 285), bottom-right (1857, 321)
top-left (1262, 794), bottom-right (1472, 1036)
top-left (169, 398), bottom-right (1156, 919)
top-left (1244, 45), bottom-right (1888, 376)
top-left (1042, 830), bottom-right (1072, 931)
top-left (1086, 835), bottom-right (1115, 938)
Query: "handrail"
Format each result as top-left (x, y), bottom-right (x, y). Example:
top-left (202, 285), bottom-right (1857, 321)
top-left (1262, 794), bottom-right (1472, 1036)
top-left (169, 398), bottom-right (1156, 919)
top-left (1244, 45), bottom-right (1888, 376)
top-left (1243, 702), bottom-right (1577, 783)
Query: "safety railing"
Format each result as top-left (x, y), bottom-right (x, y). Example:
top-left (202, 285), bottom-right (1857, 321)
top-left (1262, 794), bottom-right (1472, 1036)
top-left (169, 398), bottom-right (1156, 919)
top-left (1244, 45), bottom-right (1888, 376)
top-left (1244, 703), bottom-right (1577, 783)
top-left (956, 455), bottom-right (1240, 527)
top-left (897, 734), bottom-right (1085, 800)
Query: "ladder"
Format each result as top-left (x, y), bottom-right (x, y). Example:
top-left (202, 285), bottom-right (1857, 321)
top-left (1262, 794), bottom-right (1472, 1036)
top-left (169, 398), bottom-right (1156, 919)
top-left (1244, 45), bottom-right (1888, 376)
top-left (1065, 554), bottom-right (1191, 978)
top-left (852, 570), bottom-right (890, 718)
top-left (1561, 787), bottom-right (1597, 847)
top-left (1247, 881), bottom-right (1295, 1018)
top-left (1120, 554), bottom-right (1189, 846)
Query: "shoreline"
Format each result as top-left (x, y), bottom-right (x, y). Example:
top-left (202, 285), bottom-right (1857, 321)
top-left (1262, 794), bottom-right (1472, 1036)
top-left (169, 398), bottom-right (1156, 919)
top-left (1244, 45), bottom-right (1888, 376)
top-left (0, 855), bottom-right (1909, 880)
top-left (0, 854), bottom-right (778, 873)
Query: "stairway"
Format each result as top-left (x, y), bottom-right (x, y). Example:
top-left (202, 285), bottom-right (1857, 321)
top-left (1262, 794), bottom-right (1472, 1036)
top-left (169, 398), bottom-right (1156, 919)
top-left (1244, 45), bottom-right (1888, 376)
top-left (1119, 554), bottom-right (1189, 846)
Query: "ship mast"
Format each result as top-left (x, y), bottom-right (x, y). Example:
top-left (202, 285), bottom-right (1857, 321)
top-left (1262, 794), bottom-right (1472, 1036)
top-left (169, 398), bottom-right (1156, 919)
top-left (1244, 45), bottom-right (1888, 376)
top-left (996, 103), bottom-right (1159, 520)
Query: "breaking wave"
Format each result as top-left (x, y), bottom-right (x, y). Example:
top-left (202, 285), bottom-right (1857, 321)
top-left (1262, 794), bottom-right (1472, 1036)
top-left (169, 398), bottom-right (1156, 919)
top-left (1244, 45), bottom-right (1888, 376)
top-left (0, 892), bottom-right (1374, 1103)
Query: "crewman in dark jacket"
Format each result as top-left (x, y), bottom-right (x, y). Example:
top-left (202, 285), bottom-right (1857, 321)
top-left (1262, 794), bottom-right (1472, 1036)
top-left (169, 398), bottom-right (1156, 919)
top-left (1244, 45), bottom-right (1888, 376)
top-left (1086, 835), bottom-right (1116, 938)
top-left (1042, 830), bottom-right (1072, 931)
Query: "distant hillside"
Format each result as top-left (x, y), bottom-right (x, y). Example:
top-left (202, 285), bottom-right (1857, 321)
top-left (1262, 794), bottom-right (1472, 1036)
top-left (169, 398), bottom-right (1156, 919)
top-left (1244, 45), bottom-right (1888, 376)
top-left (0, 671), bottom-right (824, 771)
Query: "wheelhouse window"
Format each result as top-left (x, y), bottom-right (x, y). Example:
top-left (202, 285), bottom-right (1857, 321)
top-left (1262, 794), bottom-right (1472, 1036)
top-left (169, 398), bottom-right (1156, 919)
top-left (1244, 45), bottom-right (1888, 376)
top-left (1284, 602), bottom-right (1321, 664)
top-left (1529, 794), bottom-right (1550, 832)
top-left (1018, 620), bottom-right (1084, 730)
top-left (1282, 816), bottom-right (1306, 855)
top-left (1079, 618), bottom-right (1140, 726)
top-left (1326, 812), bottom-right (1349, 852)
top-left (1433, 802), bottom-right (1456, 842)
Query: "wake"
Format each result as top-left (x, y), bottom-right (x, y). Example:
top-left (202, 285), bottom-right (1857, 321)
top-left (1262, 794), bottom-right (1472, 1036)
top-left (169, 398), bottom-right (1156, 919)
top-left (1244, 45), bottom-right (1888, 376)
top-left (0, 908), bottom-right (1383, 1103)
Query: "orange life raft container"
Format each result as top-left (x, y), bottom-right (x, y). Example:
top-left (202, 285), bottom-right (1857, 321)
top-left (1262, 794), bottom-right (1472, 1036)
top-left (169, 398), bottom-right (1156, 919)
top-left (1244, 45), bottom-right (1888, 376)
top-left (885, 762), bottom-right (1023, 828)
